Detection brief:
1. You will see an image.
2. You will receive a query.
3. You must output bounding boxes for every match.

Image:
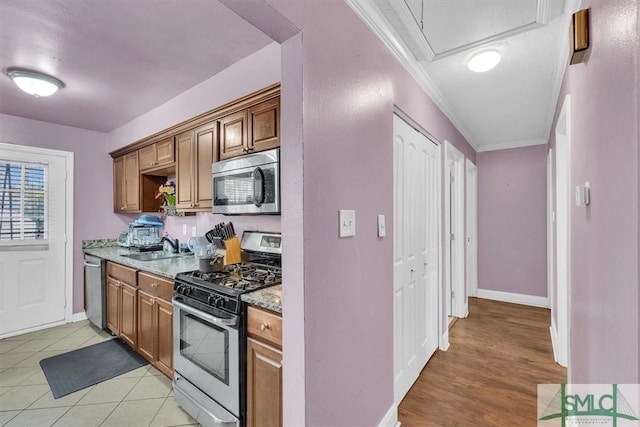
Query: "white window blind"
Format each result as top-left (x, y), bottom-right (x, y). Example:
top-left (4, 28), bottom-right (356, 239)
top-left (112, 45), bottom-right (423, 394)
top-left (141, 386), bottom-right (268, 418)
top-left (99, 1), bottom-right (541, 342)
top-left (0, 160), bottom-right (48, 241)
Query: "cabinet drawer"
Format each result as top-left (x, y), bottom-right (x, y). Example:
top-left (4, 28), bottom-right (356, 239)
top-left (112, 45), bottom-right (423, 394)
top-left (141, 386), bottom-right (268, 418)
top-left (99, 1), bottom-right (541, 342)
top-left (247, 306), bottom-right (282, 348)
top-left (138, 271), bottom-right (173, 301)
top-left (107, 262), bottom-right (137, 285)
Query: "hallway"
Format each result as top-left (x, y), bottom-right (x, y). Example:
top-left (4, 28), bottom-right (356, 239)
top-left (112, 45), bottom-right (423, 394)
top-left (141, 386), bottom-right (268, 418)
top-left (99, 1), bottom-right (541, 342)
top-left (398, 298), bottom-right (566, 426)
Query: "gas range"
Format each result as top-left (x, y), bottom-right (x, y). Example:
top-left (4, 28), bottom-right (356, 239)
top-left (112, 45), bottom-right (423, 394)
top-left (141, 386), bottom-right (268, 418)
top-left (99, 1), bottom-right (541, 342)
top-left (172, 230), bottom-right (282, 427)
top-left (174, 262), bottom-right (281, 315)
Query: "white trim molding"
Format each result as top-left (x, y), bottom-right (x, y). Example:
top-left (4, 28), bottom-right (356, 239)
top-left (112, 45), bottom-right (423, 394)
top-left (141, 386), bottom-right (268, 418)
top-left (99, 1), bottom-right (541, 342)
top-left (378, 403), bottom-right (400, 427)
top-left (476, 289), bottom-right (549, 308)
top-left (439, 330), bottom-right (450, 351)
top-left (476, 138), bottom-right (548, 153)
top-left (72, 312), bottom-right (88, 322)
top-left (550, 318), bottom-right (560, 363)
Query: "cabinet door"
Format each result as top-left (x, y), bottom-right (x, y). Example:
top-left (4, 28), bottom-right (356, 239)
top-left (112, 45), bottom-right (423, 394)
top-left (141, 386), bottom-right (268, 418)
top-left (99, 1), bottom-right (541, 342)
top-left (219, 110), bottom-right (248, 160)
top-left (106, 277), bottom-right (120, 335)
top-left (137, 290), bottom-right (156, 363)
top-left (155, 138), bottom-right (175, 166)
top-left (249, 98), bottom-right (280, 153)
top-left (246, 338), bottom-right (283, 427)
top-left (138, 145), bottom-right (156, 171)
top-left (175, 130), bottom-right (195, 209)
top-left (123, 152), bottom-right (140, 212)
top-left (194, 122), bottom-right (217, 209)
top-left (120, 282), bottom-right (138, 349)
top-left (156, 298), bottom-right (173, 377)
top-left (113, 157), bottom-right (125, 213)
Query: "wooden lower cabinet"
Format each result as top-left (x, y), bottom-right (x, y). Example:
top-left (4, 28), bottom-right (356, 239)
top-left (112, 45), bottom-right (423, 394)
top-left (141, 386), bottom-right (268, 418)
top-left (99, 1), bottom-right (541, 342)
top-left (136, 273), bottom-right (174, 377)
top-left (246, 338), bottom-right (283, 427)
top-left (246, 306), bottom-right (283, 427)
top-left (106, 262), bottom-right (138, 349)
top-left (106, 262), bottom-right (173, 378)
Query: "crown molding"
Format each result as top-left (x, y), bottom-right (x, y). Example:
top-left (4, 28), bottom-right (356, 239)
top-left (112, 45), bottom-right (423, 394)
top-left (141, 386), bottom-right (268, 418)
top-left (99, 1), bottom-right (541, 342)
top-left (346, 0), bottom-right (479, 151)
top-left (476, 138), bottom-right (547, 153)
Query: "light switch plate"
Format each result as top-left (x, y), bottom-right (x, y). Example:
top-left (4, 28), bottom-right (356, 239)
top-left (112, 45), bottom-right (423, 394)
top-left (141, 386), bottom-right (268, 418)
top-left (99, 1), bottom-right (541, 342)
top-left (377, 214), bottom-right (386, 237)
top-left (339, 210), bottom-right (356, 237)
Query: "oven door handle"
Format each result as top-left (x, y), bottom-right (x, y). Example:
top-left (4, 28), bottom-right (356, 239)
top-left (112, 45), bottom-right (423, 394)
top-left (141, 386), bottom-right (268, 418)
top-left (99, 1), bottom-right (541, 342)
top-left (173, 299), bottom-right (238, 327)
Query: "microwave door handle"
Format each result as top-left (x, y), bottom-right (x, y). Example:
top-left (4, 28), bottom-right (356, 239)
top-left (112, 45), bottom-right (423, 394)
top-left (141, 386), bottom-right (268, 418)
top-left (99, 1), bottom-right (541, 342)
top-left (252, 167), bottom-right (265, 207)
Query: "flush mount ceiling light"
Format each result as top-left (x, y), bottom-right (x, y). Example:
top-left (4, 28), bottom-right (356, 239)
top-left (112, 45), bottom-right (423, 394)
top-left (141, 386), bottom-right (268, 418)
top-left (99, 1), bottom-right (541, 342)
top-left (6, 68), bottom-right (64, 97)
top-left (467, 50), bottom-right (502, 73)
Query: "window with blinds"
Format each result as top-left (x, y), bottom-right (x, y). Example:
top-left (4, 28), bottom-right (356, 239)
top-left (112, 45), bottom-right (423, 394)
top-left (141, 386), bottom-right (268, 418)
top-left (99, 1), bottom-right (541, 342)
top-left (0, 161), bottom-right (47, 241)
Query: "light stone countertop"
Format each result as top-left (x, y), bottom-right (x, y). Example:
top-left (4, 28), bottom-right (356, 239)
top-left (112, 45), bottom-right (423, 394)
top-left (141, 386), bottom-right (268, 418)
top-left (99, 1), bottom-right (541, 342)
top-left (83, 246), bottom-right (199, 280)
top-left (241, 285), bottom-right (282, 314)
top-left (84, 244), bottom-right (283, 313)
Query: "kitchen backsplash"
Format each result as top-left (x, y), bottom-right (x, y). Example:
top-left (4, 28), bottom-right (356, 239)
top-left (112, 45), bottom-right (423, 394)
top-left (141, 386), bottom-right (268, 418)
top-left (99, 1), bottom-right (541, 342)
top-left (163, 213), bottom-right (281, 241)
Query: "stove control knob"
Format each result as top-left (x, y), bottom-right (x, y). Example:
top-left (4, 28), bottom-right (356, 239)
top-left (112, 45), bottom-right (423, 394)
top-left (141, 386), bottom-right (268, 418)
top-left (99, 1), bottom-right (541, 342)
top-left (207, 294), bottom-right (216, 305)
top-left (215, 297), bottom-right (225, 309)
top-left (176, 285), bottom-right (184, 294)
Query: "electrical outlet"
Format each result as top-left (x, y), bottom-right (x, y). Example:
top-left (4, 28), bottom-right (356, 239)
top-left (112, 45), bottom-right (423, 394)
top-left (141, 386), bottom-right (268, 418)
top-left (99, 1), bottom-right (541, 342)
top-left (182, 224), bottom-right (187, 236)
top-left (339, 210), bottom-right (356, 237)
top-left (191, 226), bottom-right (197, 237)
top-left (377, 214), bottom-right (386, 237)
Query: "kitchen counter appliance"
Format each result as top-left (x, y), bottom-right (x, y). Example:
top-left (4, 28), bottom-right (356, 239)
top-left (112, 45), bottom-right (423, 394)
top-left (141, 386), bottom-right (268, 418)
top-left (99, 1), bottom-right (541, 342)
top-left (172, 230), bottom-right (282, 427)
top-left (83, 254), bottom-right (106, 329)
top-left (212, 148), bottom-right (280, 215)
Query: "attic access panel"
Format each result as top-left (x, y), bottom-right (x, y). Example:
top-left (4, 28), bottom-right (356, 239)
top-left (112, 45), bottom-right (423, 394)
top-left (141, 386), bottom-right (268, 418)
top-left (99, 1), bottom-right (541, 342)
top-left (404, 0), bottom-right (547, 58)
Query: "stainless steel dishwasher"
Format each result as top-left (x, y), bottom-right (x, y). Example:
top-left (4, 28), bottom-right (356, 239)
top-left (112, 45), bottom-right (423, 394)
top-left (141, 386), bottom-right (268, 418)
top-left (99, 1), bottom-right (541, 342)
top-left (84, 254), bottom-right (106, 329)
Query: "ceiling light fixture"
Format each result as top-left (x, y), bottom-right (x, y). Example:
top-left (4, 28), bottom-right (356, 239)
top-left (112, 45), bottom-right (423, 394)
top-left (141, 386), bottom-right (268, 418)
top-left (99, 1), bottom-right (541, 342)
top-left (6, 68), bottom-right (65, 97)
top-left (467, 50), bottom-right (501, 73)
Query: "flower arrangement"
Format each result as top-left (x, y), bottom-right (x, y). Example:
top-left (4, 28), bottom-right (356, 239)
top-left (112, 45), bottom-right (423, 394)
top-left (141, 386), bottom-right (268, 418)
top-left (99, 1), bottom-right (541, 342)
top-left (155, 181), bottom-right (176, 207)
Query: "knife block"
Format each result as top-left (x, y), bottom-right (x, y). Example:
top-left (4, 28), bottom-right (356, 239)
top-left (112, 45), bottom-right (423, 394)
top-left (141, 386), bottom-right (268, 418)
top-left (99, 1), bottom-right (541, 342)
top-left (223, 237), bottom-right (242, 265)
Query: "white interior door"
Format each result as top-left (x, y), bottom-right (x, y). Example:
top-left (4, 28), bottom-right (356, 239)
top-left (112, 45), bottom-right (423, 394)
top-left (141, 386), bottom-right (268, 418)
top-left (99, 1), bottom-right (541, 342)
top-left (0, 144), bottom-right (69, 337)
top-left (465, 160), bottom-right (478, 298)
top-left (554, 95), bottom-right (571, 368)
top-left (393, 114), bottom-right (439, 403)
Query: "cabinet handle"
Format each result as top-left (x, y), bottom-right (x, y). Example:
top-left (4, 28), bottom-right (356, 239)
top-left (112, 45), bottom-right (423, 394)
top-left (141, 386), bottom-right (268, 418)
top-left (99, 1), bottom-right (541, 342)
top-left (260, 323), bottom-right (270, 331)
top-left (151, 283), bottom-right (158, 288)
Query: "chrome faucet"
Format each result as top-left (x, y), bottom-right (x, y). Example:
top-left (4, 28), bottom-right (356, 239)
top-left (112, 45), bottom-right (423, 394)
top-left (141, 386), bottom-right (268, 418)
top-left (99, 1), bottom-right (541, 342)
top-left (161, 234), bottom-right (180, 253)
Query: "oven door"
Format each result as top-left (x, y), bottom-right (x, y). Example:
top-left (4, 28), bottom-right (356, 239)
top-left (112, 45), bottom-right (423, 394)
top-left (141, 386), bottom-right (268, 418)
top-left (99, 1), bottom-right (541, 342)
top-left (212, 155), bottom-right (280, 215)
top-left (173, 299), bottom-right (240, 418)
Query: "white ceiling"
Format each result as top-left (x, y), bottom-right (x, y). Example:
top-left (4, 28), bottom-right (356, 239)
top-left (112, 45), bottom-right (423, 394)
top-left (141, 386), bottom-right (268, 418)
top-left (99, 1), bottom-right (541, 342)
top-left (0, 0), bottom-right (273, 133)
top-left (348, 0), bottom-right (574, 151)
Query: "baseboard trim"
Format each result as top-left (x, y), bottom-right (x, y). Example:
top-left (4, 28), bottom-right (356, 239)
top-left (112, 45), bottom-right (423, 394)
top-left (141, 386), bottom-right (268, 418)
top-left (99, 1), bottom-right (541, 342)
top-left (476, 289), bottom-right (549, 308)
top-left (72, 312), bottom-right (88, 322)
top-left (439, 330), bottom-right (450, 351)
top-left (378, 402), bottom-right (399, 427)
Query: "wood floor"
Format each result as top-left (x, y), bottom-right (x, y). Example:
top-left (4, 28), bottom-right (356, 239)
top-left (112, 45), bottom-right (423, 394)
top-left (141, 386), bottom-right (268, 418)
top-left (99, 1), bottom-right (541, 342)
top-left (398, 298), bottom-right (567, 427)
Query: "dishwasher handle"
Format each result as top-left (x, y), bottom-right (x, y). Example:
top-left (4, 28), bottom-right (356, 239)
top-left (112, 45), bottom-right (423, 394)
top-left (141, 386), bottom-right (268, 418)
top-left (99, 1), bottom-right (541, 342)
top-left (84, 261), bottom-right (102, 268)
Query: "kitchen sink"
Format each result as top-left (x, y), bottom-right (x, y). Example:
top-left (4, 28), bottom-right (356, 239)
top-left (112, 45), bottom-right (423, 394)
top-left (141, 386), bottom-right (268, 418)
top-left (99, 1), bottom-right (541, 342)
top-left (120, 252), bottom-right (189, 261)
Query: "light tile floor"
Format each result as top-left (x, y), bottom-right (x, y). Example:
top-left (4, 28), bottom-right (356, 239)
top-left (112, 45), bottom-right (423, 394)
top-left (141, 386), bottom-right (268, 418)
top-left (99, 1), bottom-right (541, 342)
top-left (0, 320), bottom-right (197, 426)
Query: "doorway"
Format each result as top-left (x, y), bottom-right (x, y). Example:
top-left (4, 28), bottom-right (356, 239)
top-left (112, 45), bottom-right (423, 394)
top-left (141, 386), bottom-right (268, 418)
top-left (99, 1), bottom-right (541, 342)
top-left (553, 95), bottom-right (571, 368)
top-left (393, 113), bottom-right (440, 404)
top-left (0, 143), bottom-right (73, 338)
top-left (445, 142), bottom-right (466, 319)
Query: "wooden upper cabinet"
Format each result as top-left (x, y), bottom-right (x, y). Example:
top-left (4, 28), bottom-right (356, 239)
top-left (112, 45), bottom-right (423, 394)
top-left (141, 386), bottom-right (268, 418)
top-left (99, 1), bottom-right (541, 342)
top-left (175, 122), bottom-right (217, 211)
top-left (249, 98), bottom-right (280, 154)
top-left (113, 152), bottom-right (140, 213)
top-left (219, 110), bottom-right (248, 160)
top-left (175, 130), bottom-right (195, 209)
top-left (219, 97), bottom-right (280, 160)
top-left (139, 138), bottom-right (175, 171)
top-left (194, 122), bottom-right (217, 209)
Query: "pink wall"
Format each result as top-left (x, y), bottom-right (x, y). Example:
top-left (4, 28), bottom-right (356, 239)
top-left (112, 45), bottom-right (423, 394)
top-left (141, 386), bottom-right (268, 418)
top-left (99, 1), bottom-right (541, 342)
top-left (252, 1), bottom-right (476, 425)
top-left (0, 114), bottom-right (127, 312)
top-left (477, 145), bottom-right (548, 297)
top-left (548, 0), bottom-right (639, 383)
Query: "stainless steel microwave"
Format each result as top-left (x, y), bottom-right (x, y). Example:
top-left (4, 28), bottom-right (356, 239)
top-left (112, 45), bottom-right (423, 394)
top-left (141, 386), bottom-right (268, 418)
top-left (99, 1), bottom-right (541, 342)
top-left (212, 148), bottom-right (280, 215)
